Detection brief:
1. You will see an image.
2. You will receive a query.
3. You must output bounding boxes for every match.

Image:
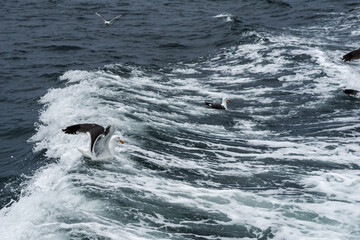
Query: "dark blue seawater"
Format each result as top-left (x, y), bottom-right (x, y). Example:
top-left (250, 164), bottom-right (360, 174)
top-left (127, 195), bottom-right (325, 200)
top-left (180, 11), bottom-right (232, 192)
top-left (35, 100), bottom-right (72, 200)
top-left (1, 0), bottom-right (360, 239)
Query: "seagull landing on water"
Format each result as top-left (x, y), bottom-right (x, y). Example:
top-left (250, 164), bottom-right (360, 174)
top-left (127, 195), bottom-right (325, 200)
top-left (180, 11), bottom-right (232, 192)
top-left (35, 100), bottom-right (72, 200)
top-left (205, 97), bottom-right (231, 110)
top-left (96, 12), bottom-right (122, 26)
top-left (62, 123), bottom-right (124, 160)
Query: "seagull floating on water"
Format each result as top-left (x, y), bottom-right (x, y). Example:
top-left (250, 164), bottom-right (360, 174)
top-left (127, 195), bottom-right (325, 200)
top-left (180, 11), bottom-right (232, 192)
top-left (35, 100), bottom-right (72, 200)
top-left (205, 97), bottom-right (231, 110)
top-left (96, 12), bottom-right (122, 26)
top-left (349, 7), bottom-right (360, 12)
top-left (63, 123), bottom-right (124, 160)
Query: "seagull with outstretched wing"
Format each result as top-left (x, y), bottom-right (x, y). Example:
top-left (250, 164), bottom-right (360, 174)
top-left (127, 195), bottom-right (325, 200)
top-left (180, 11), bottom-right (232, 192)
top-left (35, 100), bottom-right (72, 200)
top-left (96, 12), bottom-right (122, 25)
top-left (63, 123), bottom-right (124, 160)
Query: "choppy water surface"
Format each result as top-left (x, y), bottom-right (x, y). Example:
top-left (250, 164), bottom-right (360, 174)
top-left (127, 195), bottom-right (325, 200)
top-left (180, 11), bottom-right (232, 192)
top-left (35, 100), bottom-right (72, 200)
top-left (1, 0), bottom-right (360, 239)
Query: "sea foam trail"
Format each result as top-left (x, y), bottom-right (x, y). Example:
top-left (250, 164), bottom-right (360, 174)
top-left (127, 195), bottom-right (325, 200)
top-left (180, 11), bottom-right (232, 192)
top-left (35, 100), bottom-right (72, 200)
top-left (1, 30), bottom-right (360, 239)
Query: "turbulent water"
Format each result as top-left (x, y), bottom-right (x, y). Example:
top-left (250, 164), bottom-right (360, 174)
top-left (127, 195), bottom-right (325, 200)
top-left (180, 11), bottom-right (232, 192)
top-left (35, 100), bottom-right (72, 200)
top-left (1, 0), bottom-right (360, 239)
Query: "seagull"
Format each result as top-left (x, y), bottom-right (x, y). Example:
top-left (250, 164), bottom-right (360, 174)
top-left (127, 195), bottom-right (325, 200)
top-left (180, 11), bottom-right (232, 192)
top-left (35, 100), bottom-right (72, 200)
top-left (96, 12), bottom-right (122, 26)
top-left (205, 97), bottom-right (231, 110)
top-left (62, 123), bottom-right (124, 160)
top-left (342, 48), bottom-right (360, 62)
top-left (349, 7), bottom-right (360, 12)
top-left (343, 89), bottom-right (359, 96)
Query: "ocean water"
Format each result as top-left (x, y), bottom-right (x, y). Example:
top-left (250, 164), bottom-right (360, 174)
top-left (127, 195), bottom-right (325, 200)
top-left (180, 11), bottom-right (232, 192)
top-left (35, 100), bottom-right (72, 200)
top-left (1, 0), bottom-right (360, 239)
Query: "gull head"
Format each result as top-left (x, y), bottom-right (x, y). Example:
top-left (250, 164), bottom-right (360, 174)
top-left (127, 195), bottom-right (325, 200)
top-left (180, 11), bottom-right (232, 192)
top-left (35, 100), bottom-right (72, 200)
top-left (222, 97), bottom-right (231, 103)
top-left (113, 135), bottom-right (125, 144)
top-left (118, 137), bottom-right (125, 144)
top-left (221, 97), bottom-right (231, 110)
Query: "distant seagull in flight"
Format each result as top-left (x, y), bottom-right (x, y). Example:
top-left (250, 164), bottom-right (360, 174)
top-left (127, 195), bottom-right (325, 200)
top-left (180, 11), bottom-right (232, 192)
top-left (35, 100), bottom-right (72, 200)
top-left (96, 12), bottom-right (122, 26)
top-left (342, 48), bottom-right (360, 62)
top-left (205, 97), bottom-right (231, 110)
top-left (63, 123), bottom-right (124, 160)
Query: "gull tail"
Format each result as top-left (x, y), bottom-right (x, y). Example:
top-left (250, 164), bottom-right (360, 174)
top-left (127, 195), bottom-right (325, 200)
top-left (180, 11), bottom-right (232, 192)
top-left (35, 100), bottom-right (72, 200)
top-left (78, 148), bottom-right (93, 159)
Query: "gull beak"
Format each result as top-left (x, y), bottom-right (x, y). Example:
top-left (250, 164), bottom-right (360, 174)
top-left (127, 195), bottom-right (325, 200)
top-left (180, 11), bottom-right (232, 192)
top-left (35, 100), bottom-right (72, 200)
top-left (228, 99), bottom-right (231, 101)
top-left (119, 140), bottom-right (125, 144)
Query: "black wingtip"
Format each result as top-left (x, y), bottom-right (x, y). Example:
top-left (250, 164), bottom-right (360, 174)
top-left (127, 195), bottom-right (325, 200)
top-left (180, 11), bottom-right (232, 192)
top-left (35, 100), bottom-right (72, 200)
top-left (342, 55), bottom-right (352, 62)
top-left (62, 125), bottom-right (80, 134)
top-left (343, 89), bottom-right (359, 96)
top-left (342, 48), bottom-right (360, 62)
top-left (62, 127), bottom-right (73, 134)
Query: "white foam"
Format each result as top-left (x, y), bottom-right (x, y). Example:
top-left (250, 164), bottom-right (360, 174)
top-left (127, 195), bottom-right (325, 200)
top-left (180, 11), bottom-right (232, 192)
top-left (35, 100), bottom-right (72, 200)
top-left (301, 170), bottom-right (360, 202)
top-left (172, 68), bottom-right (200, 74)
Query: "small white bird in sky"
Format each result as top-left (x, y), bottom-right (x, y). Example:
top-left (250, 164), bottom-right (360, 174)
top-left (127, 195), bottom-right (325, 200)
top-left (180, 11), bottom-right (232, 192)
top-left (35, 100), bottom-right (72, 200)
top-left (96, 12), bottom-right (122, 26)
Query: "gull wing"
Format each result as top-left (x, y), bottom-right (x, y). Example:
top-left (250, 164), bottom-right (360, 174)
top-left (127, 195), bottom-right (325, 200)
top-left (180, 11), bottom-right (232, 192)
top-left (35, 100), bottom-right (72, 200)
top-left (62, 123), bottom-right (105, 152)
top-left (343, 89), bottom-right (359, 96)
top-left (92, 125), bottom-right (114, 156)
top-left (96, 12), bottom-right (107, 22)
top-left (109, 15), bottom-right (122, 23)
top-left (342, 48), bottom-right (360, 62)
top-left (205, 101), bottom-right (225, 109)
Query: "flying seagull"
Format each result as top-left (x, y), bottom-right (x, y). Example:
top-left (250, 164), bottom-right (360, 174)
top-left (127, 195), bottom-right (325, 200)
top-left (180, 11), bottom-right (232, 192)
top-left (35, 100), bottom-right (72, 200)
top-left (63, 123), bottom-right (124, 160)
top-left (205, 97), bottom-right (231, 110)
top-left (342, 48), bottom-right (360, 62)
top-left (96, 12), bottom-right (122, 25)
